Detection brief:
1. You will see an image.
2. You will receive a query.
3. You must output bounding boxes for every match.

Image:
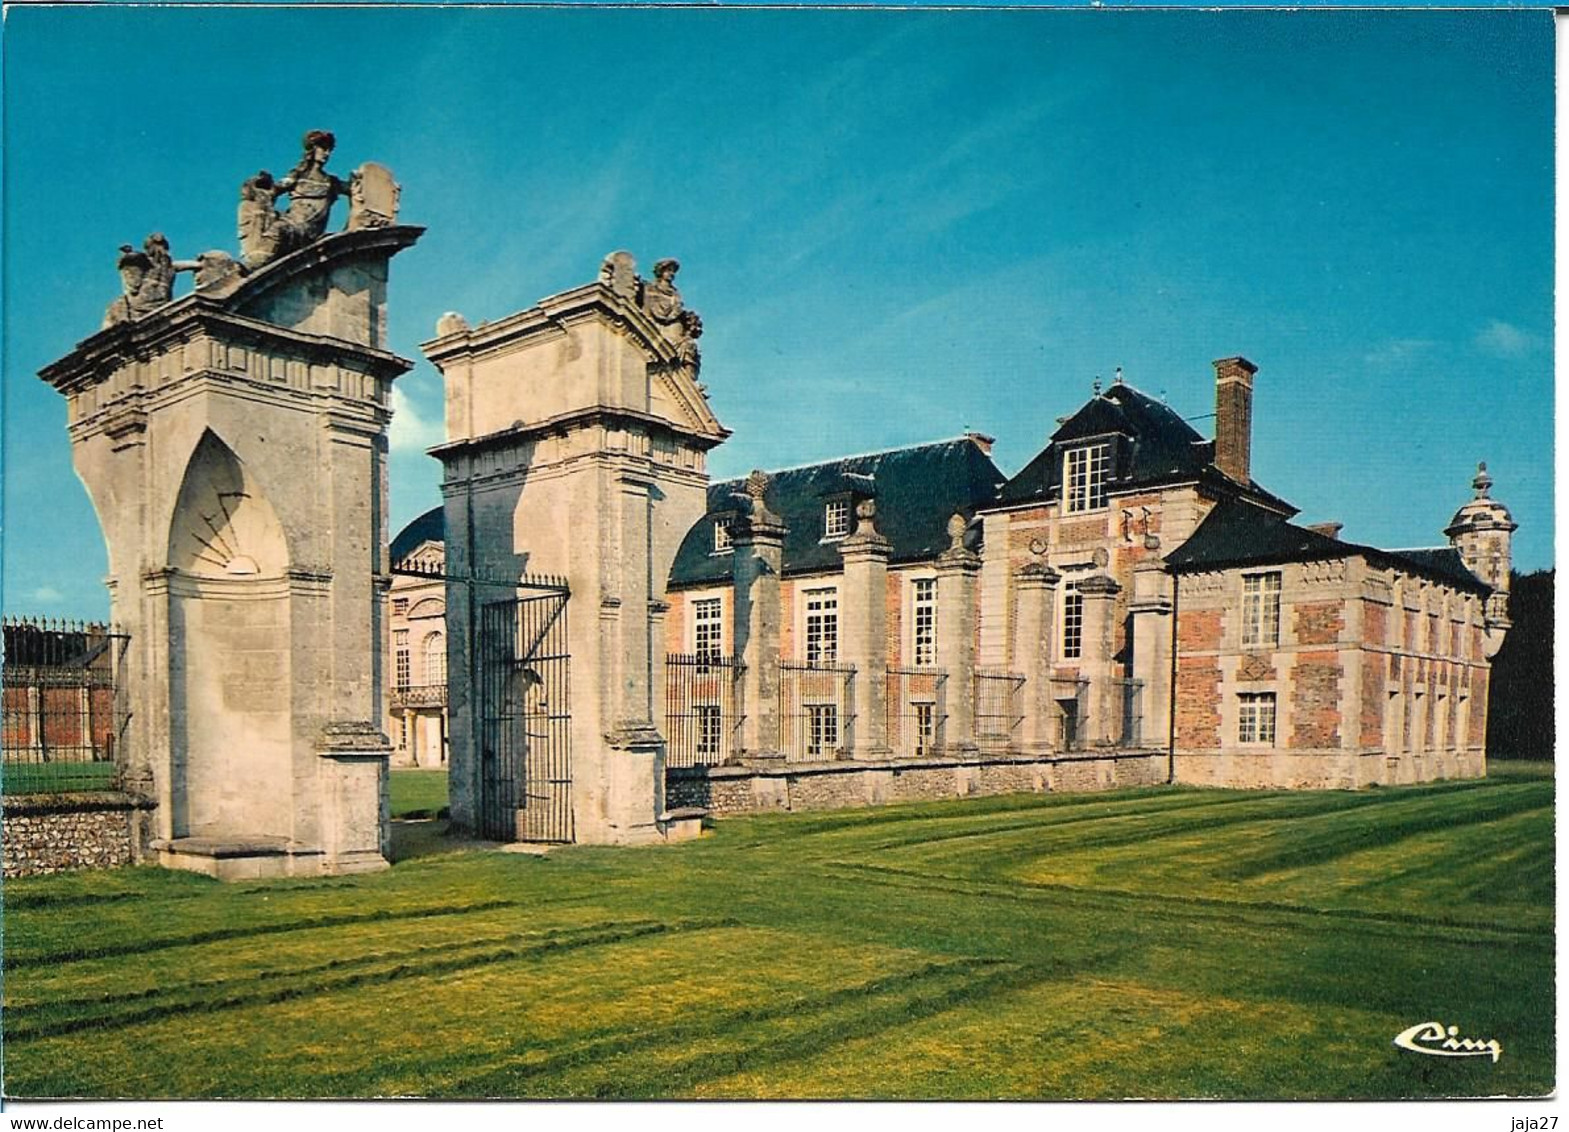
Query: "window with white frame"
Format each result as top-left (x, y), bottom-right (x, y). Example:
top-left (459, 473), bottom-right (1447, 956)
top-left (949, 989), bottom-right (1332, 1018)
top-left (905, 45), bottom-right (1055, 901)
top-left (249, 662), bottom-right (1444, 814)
top-left (807, 703), bottom-right (839, 757)
top-left (1238, 692), bottom-right (1277, 744)
top-left (804, 587), bottom-right (839, 665)
top-left (1063, 442), bottom-right (1111, 514)
top-left (914, 701), bottom-right (936, 757)
top-left (394, 630), bottom-right (410, 689)
top-left (693, 597), bottom-right (723, 662)
top-left (823, 498), bottom-right (851, 540)
top-left (912, 577), bottom-right (937, 667)
top-left (1061, 583), bottom-right (1083, 660)
top-left (423, 632), bottom-right (446, 685)
top-left (696, 704), bottom-right (723, 758)
top-left (1241, 572), bottom-right (1282, 648)
top-left (712, 515), bottom-right (733, 554)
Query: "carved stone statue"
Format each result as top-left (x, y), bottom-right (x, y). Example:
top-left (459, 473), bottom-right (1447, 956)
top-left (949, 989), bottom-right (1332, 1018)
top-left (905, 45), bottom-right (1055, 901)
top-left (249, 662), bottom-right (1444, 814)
top-left (642, 258), bottom-right (684, 342)
top-left (600, 251), bottom-right (641, 303)
top-left (238, 172), bottom-right (282, 268)
top-left (103, 245), bottom-right (150, 327)
top-left (103, 233), bottom-right (199, 327)
top-left (273, 130), bottom-right (349, 253)
top-left (675, 309), bottom-right (703, 374)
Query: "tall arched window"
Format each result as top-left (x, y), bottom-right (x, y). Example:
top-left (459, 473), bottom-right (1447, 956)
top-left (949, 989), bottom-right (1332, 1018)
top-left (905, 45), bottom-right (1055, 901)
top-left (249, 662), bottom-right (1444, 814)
top-left (423, 632), bottom-right (446, 686)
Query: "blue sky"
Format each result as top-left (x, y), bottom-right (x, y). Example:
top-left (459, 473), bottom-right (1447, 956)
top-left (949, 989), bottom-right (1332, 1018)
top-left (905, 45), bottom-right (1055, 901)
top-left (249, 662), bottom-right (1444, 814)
top-left (3, 6), bottom-right (1553, 619)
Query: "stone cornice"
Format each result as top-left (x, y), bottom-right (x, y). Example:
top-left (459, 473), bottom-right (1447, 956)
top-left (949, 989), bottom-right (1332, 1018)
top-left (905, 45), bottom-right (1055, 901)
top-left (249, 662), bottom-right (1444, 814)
top-left (429, 403), bottom-right (728, 460)
top-left (41, 304), bottom-right (413, 395)
top-left (421, 281), bottom-right (676, 368)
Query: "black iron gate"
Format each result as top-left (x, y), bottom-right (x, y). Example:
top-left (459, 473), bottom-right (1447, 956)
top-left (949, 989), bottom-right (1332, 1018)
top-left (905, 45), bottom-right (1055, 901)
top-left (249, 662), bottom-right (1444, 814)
top-left (478, 580), bottom-right (572, 843)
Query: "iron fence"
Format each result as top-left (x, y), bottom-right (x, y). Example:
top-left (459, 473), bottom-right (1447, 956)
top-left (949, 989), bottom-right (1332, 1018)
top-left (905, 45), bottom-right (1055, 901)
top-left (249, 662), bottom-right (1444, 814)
top-left (974, 668), bottom-right (1025, 752)
top-left (887, 666), bottom-right (946, 757)
top-left (665, 653), bottom-right (745, 767)
top-left (1116, 678), bottom-right (1145, 748)
top-left (391, 683), bottom-right (448, 710)
top-left (2, 616), bottom-right (127, 793)
top-left (779, 660), bottom-right (856, 762)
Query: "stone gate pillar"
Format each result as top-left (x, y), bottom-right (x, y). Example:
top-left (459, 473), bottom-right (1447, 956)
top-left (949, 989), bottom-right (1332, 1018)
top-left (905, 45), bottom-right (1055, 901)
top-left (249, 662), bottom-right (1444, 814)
top-left (935, 515), bottom-right (982, 755)
top-left (423, 253), bottom-right (729, 845)
top-left (1129, 561), bottom-right (1174, 752)
top-left (1013, 562), bottom-right (1060, 754)
top-left (838, 500), bottom-right (893, 757)
top-left (41, 202), bottom-right (422, 879)
top-left (732, 475), bottom-right (786, 759)
top-left (1078, 573), bottom-right (1124, 746)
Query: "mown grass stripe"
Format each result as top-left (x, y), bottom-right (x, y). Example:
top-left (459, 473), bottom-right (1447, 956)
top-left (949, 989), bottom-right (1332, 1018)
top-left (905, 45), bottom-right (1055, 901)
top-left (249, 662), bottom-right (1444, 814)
top-left (6, 918), bottom-right (736, 1042)
top-left (5, 918), bottom-right (667, 1015)
top-left (4, 899), bottom-right (523, 969)
top-left (816, 860), bottom-right (1555, 948)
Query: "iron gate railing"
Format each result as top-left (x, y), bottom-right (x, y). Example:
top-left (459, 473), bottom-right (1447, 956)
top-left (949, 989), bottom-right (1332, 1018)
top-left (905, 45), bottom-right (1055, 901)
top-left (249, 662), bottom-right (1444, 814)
top-left (665, 653), bottom-right (745, 767)
top-left (478, 578), bottom-right (572, 843)
top-left (1116, 678), bottom-right (1145, 747)
top-left (887, 666), bottom-right (946, 757)
top-left (2, 617), bottom-right (128, 794)
top-left (974, 668), bottom-right (1025, 752)
top-left (779, 660), bottom-right (856, 762)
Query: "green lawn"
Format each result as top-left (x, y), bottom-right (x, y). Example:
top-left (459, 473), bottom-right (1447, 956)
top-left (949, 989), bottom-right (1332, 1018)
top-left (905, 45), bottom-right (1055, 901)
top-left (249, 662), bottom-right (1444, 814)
top-left (2, 769), bottom-right (1553, 1099)
top-left (389, 768), bottom-right (449, 819)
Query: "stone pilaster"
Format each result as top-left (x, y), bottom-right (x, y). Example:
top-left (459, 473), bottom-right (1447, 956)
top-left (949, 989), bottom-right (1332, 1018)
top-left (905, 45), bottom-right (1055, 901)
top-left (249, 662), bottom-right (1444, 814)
top-left (1012, 562), bottom-right (1060, 754)
top-left (1128, 561), bottom-right (1173, 752)
top-left (838, 503), bottom-right (893, 757)
top-left (1077, 573), bottom-right (1123, 746)
top-left (732, 485), bottom-right (786, 759)
top-left (935, 518), bottom-right (982, 754)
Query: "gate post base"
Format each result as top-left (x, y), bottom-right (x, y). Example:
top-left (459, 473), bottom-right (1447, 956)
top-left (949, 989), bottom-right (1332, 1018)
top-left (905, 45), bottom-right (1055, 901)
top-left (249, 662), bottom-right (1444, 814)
top-left (572, 725), bottom-right (665, 845)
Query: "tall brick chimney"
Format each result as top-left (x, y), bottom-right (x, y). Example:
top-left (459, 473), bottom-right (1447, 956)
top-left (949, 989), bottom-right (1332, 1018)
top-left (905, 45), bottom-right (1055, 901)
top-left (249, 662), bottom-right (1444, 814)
top-left (1212, 356), bottom-right (1258, 485)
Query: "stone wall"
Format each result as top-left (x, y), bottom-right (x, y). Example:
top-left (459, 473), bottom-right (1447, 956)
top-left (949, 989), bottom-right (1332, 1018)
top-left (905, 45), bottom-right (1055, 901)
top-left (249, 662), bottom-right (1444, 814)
top-left (3, 793), bottom-right (156, 878)
top-left (666, 751), bottom-right (1167, 817)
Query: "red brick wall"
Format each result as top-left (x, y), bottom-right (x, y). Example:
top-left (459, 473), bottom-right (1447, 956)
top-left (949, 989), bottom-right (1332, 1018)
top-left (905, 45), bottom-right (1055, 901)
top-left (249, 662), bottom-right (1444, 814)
top-left (1179, 608), bottom-right (1222, 652)
top-left (1468, 669), bottom-right (1489, 747)
top-left (1360, 653), bottom-right (1384, 747)
top-left (1362, 602), bottom-right (1386, 647)
top-left (1290, 652), bottom-right (1342, 749)
top-left (1294, 601), bottom-right (1344, 646)
top-left (885, 573), bottom-right (902, 667)
top-left (1175, 661), bottom-right (1221, 748)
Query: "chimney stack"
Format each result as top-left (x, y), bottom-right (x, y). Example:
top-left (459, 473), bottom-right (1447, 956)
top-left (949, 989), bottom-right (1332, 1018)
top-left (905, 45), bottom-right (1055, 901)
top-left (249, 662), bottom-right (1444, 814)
top-left (1212, 356), bottom-right (1258, 485)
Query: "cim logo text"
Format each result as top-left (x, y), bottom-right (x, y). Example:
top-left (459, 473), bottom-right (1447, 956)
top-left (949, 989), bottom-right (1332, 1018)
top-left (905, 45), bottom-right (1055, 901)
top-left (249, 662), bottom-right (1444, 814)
top-left (1393, 1021), bottom-right (1502, 1063)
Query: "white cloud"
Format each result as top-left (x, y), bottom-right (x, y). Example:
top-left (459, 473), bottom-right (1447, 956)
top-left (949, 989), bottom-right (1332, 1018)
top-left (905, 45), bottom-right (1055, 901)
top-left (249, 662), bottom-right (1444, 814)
top-left (1362, 338), bottom-right (1435, 367)
top-left (30, 586), bottom-right (64, 604)
top-left (388, 385), bottom-right (445, 453)
top-left (1474, 319), bottom-right (1541, 359)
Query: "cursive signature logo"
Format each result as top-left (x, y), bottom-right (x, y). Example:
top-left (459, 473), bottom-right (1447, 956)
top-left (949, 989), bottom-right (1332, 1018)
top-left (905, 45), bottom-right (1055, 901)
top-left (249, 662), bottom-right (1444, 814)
top-left (1393, 1021), bottom-right (1502, 1063)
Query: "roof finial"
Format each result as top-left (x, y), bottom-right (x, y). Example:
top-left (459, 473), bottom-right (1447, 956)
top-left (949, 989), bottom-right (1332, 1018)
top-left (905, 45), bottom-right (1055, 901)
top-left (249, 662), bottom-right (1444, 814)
top-left (1114, 366), bottom-right (1124, 385)
top-left (1473, 461), bottom-right (1492, 499)
top-left (1092, 375), bottom-right (1102, 396)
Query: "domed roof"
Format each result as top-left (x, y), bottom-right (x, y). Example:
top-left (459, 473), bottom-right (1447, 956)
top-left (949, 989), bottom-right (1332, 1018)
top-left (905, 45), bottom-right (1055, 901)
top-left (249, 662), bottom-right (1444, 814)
top-left (1445, 463), bottom-right (1516, 537)
top-left (390, 505), bottom-right (445, 563)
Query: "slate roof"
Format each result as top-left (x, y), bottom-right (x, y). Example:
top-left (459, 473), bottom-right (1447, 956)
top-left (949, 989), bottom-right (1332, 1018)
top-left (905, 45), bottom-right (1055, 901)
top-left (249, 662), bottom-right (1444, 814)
top-left (390, 506), bottom-right (444, 564)
top-left (994, 381), bottom-right (1295, 515)
top-left (668, 438), bottom-right (1007, 589)
top-left (1166, 499), bottom-right (1491, 593)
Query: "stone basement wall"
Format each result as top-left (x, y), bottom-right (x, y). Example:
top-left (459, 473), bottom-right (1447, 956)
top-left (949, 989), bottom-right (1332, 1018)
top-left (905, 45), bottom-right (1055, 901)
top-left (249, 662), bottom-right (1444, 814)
top-left (3, 792), bottom-right (156, 878)
top-left (666, 751), bottom-right (1167, 817)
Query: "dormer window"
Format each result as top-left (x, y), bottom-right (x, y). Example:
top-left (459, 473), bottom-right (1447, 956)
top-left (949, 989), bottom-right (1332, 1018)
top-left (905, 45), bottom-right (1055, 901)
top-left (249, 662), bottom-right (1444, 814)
top-left (824, 498), bottom-right (851, 540)
top-left (1064, 443), bottom-right (1111, 514)
top-left (712, 515), bottom-right (733, 554)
